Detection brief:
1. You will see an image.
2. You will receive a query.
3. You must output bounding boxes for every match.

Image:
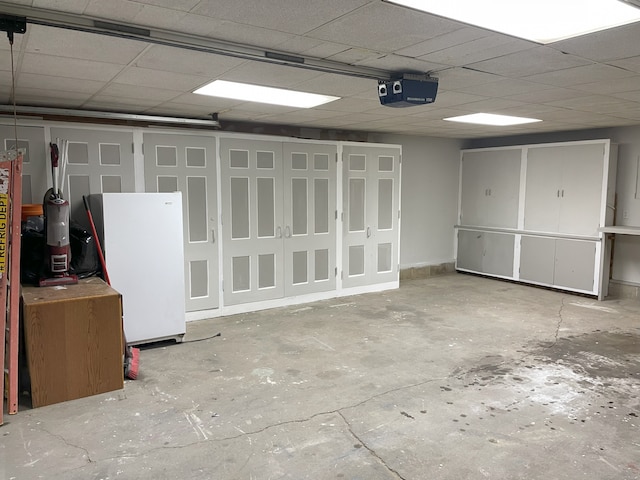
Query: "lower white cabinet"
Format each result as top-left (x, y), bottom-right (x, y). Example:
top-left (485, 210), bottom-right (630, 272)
top-left (519, 236), bottom-right (597, 293)
top-left (457, 229), bottom-right (515, 278)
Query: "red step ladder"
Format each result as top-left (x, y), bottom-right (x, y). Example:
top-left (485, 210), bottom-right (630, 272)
top-left (0, 149), bottom-right (23, 425)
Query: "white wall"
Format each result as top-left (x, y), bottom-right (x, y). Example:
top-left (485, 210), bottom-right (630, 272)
top-left (465, 125), bottom-right (640, 286)
top-left (371, 133), bottom-right (463, 269)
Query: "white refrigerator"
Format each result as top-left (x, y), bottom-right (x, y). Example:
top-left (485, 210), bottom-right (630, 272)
top-left (92, 192), bottom-right (186, 345)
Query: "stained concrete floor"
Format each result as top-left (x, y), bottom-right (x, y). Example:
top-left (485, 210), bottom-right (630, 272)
top-left (2, 273), bottom-right (640, 480)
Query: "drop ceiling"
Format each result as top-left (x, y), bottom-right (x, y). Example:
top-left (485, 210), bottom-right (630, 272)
top-left (2, 0), bottom-right (640, 138)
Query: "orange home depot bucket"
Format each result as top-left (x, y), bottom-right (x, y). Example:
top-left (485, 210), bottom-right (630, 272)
top-left (21, 204), bottom-right (43, 221)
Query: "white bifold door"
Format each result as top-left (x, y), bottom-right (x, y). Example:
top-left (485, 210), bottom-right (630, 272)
top-left (220, 138), bottom-right (337, 306)
top-left (342, 144), bottom-right (401, 288)
top-left (143, 133), bottom-right (219, 312)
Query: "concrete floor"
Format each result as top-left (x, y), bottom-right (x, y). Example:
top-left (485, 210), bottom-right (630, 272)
top-left (2, 273), bottom-right (640, 480)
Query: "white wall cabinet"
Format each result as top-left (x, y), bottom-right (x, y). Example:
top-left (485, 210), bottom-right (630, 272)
top-left (342, 144), bottom-right (401, 289)
top-left (519, 236), bottom-right (597, 293)
top-left (219, 137), bottom-right (340, 307)
top-left (4, 118), bottom-right (401, 322)
top-left (457, 229), bottom-right (515, 278)
top-left (460, 148), bottom-right (521, 229)
top-left (456, 139), bottom-right (616, 298)
top-left (524, 143), bottom-right (604, 236)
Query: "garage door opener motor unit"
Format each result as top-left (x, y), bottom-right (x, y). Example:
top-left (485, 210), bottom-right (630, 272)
top-left (378, 74), bottom-right (438, 107)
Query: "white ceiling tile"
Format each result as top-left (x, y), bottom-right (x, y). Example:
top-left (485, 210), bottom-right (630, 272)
top-left (523, 63), bottom-right (635, 87)
top-left (20, 53), bottom-right (123, 81)
top-left (84, 96), bottom-right (161, 110)
top-left (132, 5), bottom-right (189, 30)
top-left (166, 93), bottom-right (243, 110)
top-left (468, 46), bottom-right (590, 77)
top-left (418, 36), bottom-right (533, 67)
top-left (456, 97), bottom-right (529, 112)
top-left (24, 25), bottom-right (147, 64)
top-left (98, 83), bottom-right (182, 102)
top-left (32, 0), bottom-right (90, 14)
top-left (435, 68), bottom-right (502, 90)
top-left (354, 54), bottom-right (446, 75)
top-left (131, 0), bottom-right (200, 11)
top-left (113, 66), bottom-right (209, 91)
top-left (430, 91), bottom-right (487, 108)
top-left (611, 90), bottom-right (640, 102)
top-left (84, 0), bottom-right (144, 23)
top-left (16, 87), bottom-right (91, 102)
top-left (218, 61), bottom-right (323, 88)
top-left (609, 55), bottom-right (640, 74)
top-left (278, 39), bottom-right (349, 59)
top-left (572, 75), bottom-right (640, 95)
top-left (18, 72), bottom-right (106, 93)
top-left (292, 74), bottom-right (372, 98)
top-left (554, 22), bottom-right (640, 62)
top-left (203, 21), bottom-right (295, 49)
top-left (395, 27), bottom-right (488, 58)
top-left (503, 87), bottom-right (589, 104)
top-left (455, 79), bottom-right (550, 98)
top-left (192, 0), bottom-right (371, 35)
top-left (325, 48), bottom-right (384, 64)
top-left (308, 2), bottom-right (461, 52)
top-left (135, 46), bottom-right (248, 77)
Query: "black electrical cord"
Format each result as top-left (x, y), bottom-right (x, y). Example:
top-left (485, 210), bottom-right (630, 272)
top-left (181, 332), bottom-right (221, 344)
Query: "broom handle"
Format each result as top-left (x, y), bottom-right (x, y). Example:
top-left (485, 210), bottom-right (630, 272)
top-left (82, 195), bottom-right (111, 286)
top-left (83, 195), bottom-right (133, 356)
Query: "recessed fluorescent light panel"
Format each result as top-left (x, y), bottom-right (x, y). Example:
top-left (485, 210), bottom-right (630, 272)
top-left (194, 80), bottom-right (340, 108)
top-left (444, 113), bottom-right (542, 126)
top-left (388, 0), bottom-right (640, 44)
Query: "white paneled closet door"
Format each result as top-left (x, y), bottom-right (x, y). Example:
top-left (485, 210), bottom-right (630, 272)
top-left (50, 126), bottom-right (135, 228)
top-left (220, 137), bottom-right (285, 306)
top-left (143, 132), bottom-right (219, 312)
top-left (342, 144), bottom-right (400, 288)
top-left (0, 125), bottom-right (48, 204)
top-left (283, 142), bottom-right (337, 296)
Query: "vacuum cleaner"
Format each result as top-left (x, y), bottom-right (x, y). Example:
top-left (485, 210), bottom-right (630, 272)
top-left (39, 142), bottom-right (77, 287)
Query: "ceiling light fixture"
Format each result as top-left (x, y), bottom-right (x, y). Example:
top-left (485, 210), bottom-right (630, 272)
top-left (387, 0), bottom-right (640, 44)
top-left (444, 113), bottom-right (542, 126)
top-left (194, 80), bottom-right (340, 108)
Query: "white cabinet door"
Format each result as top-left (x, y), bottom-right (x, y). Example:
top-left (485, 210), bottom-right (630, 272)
top-left (520, 236), bottom-right (555, 285)
top-left (457, 230), bottom-right (484, 272)
top-left (0, 125), bottom-right (47, 204)
top-left (456, 230), bottom-right (514, 277)
top-left (220, 137), bottom-right (284, 306)
top-left (520, 236), bottom-right (596, 293)
top-left (143, 132), bottom-right (219, 312)
top-left (342, 144), bottom-right (400, 288)
top-left (483, 232), bottom-right (515, 277)
top-left (525, 143), bottom-right (604, 235)
top-left (460, 149), bottom-right (521, 228)
top-left (524, 148), bottom-right (562, 233)
top-left (554, 239), bottom-right (596, 291)
top-left (283, 142), bottom-right (337, 296)
top-left (50, 126), bottom-right (135, 227)
top-left (556, 144), bottom-right (603, 236)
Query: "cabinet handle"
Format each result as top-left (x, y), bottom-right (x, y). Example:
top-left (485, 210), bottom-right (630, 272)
top-left (557, 189), bottom-right (560, 198)
top-left (277, 226), bottom-right (282, 238)
top-left (211, 229), bottom-right (215, 244)
top-left (562, 189), bottom-right (565, 197)
top-left (367, 226), bottom-right (371, 238)
top-left (285, 226), bottom-right (291, 238)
